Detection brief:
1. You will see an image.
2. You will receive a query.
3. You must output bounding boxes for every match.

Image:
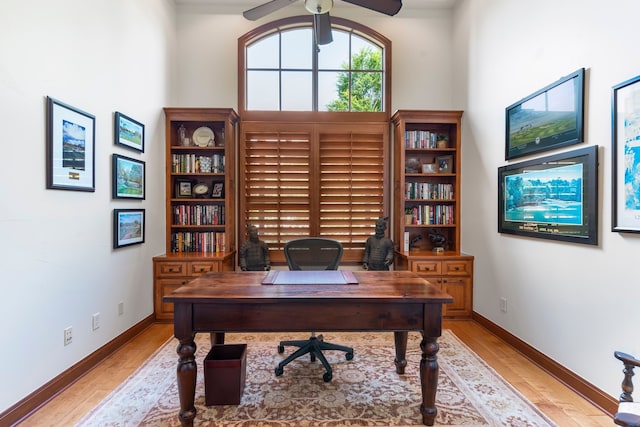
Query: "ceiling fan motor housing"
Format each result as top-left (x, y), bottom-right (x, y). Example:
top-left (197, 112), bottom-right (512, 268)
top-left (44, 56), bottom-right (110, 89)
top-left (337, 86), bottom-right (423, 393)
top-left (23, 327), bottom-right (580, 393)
top-left (305, 0), bottom-right (334, 14)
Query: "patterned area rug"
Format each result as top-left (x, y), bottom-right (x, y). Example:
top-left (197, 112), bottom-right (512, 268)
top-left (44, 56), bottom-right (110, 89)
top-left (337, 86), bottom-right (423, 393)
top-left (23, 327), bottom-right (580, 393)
top-left (77, 331), bottom-right (557, 426)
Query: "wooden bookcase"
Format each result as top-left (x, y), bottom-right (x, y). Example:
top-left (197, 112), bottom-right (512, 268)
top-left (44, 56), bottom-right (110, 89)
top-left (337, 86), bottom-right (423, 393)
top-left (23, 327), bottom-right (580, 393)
top-left (153, 107), bottom-right (238, 321)
top-left (391, 110), bottom-right (473, 318)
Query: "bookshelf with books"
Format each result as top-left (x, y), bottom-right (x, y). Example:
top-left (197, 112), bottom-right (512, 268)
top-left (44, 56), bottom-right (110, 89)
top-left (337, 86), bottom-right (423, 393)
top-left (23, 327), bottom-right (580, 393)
top-left (153, 107), bottom-right (238, 321)
top-left (392, 110), bottom-right (473, 318)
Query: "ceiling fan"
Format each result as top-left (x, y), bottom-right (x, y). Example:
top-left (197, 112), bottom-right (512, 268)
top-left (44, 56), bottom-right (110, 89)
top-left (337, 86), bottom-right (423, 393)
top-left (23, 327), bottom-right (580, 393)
top-left (243, 0), bottom-right (403, 45)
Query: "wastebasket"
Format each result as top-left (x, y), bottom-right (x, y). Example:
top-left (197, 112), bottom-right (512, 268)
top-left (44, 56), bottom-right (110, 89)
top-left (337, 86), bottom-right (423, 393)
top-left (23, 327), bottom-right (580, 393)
top-left (204, 343), bottom-right (247, 405)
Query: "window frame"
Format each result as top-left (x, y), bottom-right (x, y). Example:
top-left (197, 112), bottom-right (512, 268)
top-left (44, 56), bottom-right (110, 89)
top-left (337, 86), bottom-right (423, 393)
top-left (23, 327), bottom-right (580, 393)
top-left (238, 15), bottom-right (392, 115)
top-left (238, 16), bottom-right (392, 264)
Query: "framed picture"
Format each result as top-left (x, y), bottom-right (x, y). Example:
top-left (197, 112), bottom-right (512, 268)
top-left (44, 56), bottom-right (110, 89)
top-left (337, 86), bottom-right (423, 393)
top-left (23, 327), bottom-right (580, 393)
top-left (114, 112), bottom-right (144, 152)
top-left (612, 74), bottom-right (640, 233)
top-left (112, 154), bottom-right (145, 199)
top-left (211, 182), bottom-right (224, 198)
top-left (46, 96), bottom-right (95, 191)
top-left (422, 163), bottom-right (437, 174)
top-left (175, 179), bottom-right (194, 198)
top-left (113, 209), bottom-right (145, 249)
top-left (436, 155), bottom-right (453, 173)
top-left (505, 68), bottom-right (585, 160)
top-left (498, 145), bottom-right (598, 245)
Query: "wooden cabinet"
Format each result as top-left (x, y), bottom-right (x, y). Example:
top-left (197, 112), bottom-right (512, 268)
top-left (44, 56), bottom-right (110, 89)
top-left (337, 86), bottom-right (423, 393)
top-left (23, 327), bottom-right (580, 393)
top-left (396, 254), bottom-right (473, 318)
top-left (391, 110), bottom-right (473, 318)
top-left (153, 253), bottom-right (235, 321)
top-left (154, 108), bottom-right (238, 321)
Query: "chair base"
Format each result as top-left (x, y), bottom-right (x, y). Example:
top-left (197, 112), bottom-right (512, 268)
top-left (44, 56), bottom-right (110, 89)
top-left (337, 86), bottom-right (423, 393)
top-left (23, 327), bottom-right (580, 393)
top-left (275, 335), bottom-right (354, 382)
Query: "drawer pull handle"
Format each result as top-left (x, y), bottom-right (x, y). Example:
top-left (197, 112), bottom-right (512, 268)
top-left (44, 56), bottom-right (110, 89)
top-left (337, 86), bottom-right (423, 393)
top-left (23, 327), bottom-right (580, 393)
top-left (198, 267), bottom-right (205, 272)
top-left (454, 266), bottom-right (460, 271)
top-left (168, 268), bottom-right (175, 272)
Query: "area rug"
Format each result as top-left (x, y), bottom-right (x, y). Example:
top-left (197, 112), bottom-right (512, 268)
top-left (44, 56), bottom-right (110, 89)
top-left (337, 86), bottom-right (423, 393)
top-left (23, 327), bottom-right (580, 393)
top-left (76, 331), bottom-right (557, 426)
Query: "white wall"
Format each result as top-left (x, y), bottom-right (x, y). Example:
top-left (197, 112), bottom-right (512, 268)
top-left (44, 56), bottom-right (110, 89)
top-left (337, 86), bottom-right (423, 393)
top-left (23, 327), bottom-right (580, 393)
top-left (453, 0), bottom-right (640, 399)
top-left (0, 0), bottom-right (174, 412)
top-left (173, 3), bottom-right (455, 110)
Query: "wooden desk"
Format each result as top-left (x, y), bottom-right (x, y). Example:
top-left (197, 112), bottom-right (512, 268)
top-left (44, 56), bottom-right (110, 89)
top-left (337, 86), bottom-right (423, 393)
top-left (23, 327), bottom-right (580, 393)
top-left (164, 270), bottom-right (453, 426)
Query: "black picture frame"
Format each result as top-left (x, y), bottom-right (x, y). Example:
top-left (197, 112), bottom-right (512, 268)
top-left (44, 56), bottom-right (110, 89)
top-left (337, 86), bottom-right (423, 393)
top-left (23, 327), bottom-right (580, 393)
top-left (113, 209), bottom-right (145, 248)
top-left (612, 74), bottom-right (640, 233)
top-left (114, 112), bottom-right (144, 152)
top-left (112, 154), bottom-right (145, 199)
top-left (498, 145), bottom-right (598, 245)
top-left (175, 178), bottom-right (194, 198)
top-left (505, 68), bottom-right (585, 160)
top-left (211, 182), bottom-right (224, 198)
top-left (46, 96), bottom-right (96, 191)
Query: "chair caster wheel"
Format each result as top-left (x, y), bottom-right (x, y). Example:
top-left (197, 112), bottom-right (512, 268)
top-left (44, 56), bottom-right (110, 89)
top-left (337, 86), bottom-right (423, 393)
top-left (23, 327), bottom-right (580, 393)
top-left (323, 372), bottom-right (332, 382)
top-left (346, 352), bottom-right (354, 360)
top-left (275, 366), bottom-right (284, 376)
top-left (277, 345), bottom-right (285, 353)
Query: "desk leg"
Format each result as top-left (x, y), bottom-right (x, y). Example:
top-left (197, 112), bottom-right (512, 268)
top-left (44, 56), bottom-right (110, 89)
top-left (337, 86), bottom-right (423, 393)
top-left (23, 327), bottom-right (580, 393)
top-left (393, 331), bottom-right (408, 374)
top-left (176, 336), bottom-right (197, 427)
top-left (420, 335), bottom-right (439, 426)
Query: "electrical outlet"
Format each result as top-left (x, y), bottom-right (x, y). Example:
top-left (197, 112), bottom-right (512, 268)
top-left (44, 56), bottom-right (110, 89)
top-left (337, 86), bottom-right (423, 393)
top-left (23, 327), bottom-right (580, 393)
top-left (118, 301), bottom-right (124, 316)
top-left (499, 297), bottom-right (508, 313)
top-left (92, 312), bottom-right (100, 330)
top-left (64, 326), bottom-right (72, 346)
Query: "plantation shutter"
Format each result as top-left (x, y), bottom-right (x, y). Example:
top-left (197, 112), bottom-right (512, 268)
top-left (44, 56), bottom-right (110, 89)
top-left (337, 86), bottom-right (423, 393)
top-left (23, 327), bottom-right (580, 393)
top-left (241, 120), bottom-right (388, 262)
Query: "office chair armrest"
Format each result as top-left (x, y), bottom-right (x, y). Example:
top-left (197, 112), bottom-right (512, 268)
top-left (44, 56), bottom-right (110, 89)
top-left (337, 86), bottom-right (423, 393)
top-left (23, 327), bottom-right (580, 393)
top-left (616, 351), bottom-right (640, 368)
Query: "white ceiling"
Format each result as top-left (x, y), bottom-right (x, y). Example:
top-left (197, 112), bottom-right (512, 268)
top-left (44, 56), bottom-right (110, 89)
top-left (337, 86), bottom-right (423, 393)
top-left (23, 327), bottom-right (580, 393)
top-left (173, 0), bottom-right (459, 13)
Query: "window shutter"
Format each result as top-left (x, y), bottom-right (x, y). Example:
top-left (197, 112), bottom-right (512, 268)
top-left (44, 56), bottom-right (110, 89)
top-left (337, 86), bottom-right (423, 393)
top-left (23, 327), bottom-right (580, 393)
top-left (318, 125), bottom-right (386, 257)
top-left (241, 120), bottom-right (388, 262)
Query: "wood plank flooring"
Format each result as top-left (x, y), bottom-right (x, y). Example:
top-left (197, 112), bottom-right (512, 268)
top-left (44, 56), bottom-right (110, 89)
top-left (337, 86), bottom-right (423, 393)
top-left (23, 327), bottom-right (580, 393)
top-left (18, 320), bottom-right (613, 426)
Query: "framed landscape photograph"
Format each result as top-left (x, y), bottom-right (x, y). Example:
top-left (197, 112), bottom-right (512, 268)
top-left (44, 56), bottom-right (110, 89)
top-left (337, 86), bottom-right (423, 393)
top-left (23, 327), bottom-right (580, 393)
top-left (113, 209), bottom-right (145, 249)
top-left (612, 74), bottom-right (640, 233)
top-left (46, 96), bottom-right (95, 191)
top-left (112, 154), bottom-right (145, 199)
top-left (505, 68), bottom-right (585, 160)
top-left (175, 179), bottom-right (194, 198)
top-left (498, 145), bottom-right (598, 245)
top-left (114, 112), bottom-right (144, 152)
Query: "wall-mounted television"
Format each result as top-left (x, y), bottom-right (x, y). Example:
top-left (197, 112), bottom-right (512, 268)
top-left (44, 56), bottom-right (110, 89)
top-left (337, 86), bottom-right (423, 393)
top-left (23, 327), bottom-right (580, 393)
top-left (498, 145), bottom-right (598, 245)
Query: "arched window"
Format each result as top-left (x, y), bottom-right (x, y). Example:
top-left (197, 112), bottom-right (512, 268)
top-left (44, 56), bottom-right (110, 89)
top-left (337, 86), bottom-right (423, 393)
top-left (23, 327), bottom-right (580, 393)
top-left (238, 16), bottom-right (392, 263)
top-left (239, 15), bottom-right (391, 113)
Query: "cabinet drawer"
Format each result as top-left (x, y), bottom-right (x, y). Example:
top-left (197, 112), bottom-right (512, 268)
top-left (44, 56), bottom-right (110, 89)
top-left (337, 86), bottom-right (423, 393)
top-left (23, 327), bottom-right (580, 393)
top-left (411, 260), bottom-right (442, 275)
top-left (190, 262), bottom-right (219, 276)
top-left (156, 262), bottom-right (187, 277)
top-left (442, 260), bottom-right (472, 276)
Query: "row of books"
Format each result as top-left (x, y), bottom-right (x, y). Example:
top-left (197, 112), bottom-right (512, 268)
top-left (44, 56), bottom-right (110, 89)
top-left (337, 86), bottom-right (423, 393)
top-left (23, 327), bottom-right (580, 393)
top-left (171, 232), bottom-right (226, 253)
top-left (405, 130), bottom-right (441, 149)
top-left (172, 154), bottom-right (224, 173)
top-left (407, 205), bottom-right (455, 225)
top-left (173, 204), bottom-right (225, 226)
top-left (405, 183), bottom-right (454, 200)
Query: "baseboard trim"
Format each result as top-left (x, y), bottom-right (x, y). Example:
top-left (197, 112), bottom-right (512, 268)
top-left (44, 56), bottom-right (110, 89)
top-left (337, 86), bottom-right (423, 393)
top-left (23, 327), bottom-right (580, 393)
top-left (1, 315), bottom-right (155, 426)
top-left (472, 311), bottom-right (617, 417)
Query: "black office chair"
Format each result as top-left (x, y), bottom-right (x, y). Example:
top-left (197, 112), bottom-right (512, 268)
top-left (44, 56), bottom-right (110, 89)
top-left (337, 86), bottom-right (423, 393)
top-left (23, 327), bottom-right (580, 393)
top-left (275, 238), bottom-right (354, 382)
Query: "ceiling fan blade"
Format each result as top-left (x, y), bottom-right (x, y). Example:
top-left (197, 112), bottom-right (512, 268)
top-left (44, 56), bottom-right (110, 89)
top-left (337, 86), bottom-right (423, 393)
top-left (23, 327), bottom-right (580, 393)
top-left (341, 0), bottom-right (402, 16)
top-left (314, 12), bottom-right (333, 45)
top-left (243, 0), bottom-right (299, 21)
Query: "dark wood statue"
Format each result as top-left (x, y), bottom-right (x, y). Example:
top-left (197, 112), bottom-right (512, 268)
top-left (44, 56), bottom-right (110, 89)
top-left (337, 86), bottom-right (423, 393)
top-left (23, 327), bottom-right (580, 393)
top-left (239, 225), bottom-right (270, 271)
top-left (363, 216), bottom-right (394, 270)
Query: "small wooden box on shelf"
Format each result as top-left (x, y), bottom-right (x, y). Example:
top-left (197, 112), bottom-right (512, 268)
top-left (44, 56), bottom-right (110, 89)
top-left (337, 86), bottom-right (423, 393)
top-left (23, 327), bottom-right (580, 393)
top-left (153, 108), bottom-right (239, 321)
top-left (392, 110), bottom-right (473, 318)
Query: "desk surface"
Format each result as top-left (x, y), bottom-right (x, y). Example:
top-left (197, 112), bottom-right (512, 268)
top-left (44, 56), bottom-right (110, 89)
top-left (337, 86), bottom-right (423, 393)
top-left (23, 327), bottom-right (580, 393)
top-left (164, 270), bottom-right (452, 303)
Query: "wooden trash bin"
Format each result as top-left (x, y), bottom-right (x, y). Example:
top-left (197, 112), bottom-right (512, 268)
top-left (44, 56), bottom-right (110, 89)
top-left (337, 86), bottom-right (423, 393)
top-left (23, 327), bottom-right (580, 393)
top-left (204, 344), bottom-right (247, 405)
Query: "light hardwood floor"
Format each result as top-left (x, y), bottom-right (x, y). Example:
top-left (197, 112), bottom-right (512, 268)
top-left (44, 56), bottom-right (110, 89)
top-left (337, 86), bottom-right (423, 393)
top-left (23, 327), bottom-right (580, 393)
top-left (18, 320), bottom-right (613, 426)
